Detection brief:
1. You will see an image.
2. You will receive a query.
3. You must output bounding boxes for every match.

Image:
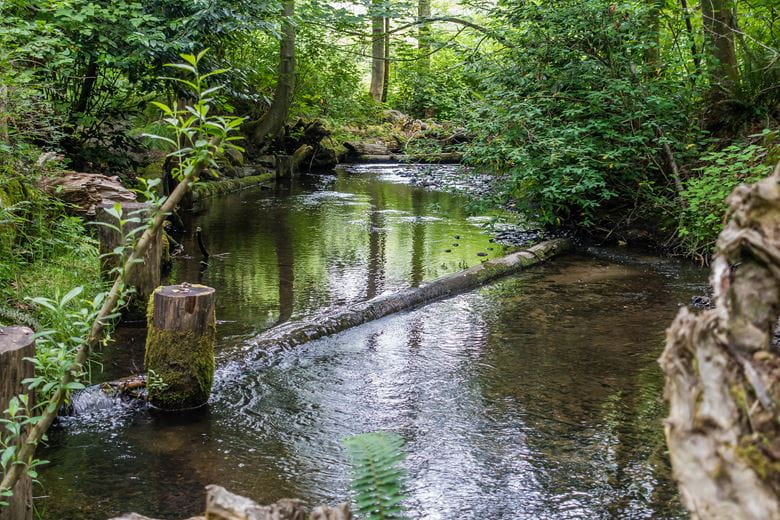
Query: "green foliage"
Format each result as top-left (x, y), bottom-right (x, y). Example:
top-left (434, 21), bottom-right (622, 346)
top-left (462, 0), bottom-right (696, 228)
top-left (343, 431), bottom-right (408, 520)
top-left (678, 133), bottom-right (778, 253)
top-left (1, 51), bottom-right (240, 505)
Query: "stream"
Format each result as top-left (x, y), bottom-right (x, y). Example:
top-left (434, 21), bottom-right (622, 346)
top-left (38, 165), bottom-right (707, 519)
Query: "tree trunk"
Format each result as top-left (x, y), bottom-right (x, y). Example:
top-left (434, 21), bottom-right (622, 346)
top-left (679, 0), bottom-right (702, 78)
top-left (0, 326), bottom-right (35, 520)
top-left (660, 162), bottom-right (780, 518)
top-left (701, 0), bottom-right (739, 90)
top-left (98, 202), bottom-right (162, 320)
top-left (644, 0), bottom-right (664, 68)
top-left (418, 0), bottom-right (432, 71)
top-left (382, 17), bottom-right (390, 102)
top-left (369, 0), bottom-right (386, 102)
top-left (72, 57), bottom-right (98, 118)
top-left (145, 284), bottom-right (216, 410)
top-left (252, 0), bottom-right (296, 143)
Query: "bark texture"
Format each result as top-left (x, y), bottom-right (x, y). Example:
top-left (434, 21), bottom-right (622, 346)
top-left (252, 0), bottom-right (296, 143)
top-left (660, 162), bottom-right (780, 519)
top-left (39, 172), bottom-right (136, 216)
top-left (145, 284), bottom-right (216, 410)
top-left (0, 326), bottom-right (35, 520)
top-left (701, 0), bottom-right (739, 89)
top-left (369, 0), bottom-right (386, 102)
top-left (98, 202), bottom-right (162, 319)
top-left (247, 238), bottom-right (571, 355)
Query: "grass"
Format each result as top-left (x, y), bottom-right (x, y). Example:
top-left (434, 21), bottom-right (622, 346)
top-left (0, 217), bottom-right (104, 332)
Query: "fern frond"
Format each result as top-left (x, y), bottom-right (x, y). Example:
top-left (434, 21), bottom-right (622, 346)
top-left (343, 431), bottom-right (408, 520)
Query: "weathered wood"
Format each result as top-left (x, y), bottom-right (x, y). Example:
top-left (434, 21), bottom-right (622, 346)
top-left (246, 238), bottom-right (571, 355)
top-left (98, 202), bottom-right (162, 319)
top-left (38, 172), bottom-right (136, 217)
top-left (0, 326), bottom-right (35, 520)
top-left (145, 284), bottom-right (216, 410)
top-left (660, 163), bottom-right (780, 518)
top-left (275, 155), bottom-right (294, 180)
top-left (205, 485), bottom-right (350, 520)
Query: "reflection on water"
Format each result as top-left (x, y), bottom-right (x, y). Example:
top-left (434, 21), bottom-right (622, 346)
top-left (37, 168), bottom-right (706, 519)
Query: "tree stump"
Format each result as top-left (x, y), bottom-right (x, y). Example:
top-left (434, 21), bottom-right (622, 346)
top-left (0, 326), bottom-right (35, 520)
top-left (275, 155), bottom-right (294, 180)
top-left (144, 284), bottom-right (216, 410)
top-left (98, 202), bottom-right (162, 319)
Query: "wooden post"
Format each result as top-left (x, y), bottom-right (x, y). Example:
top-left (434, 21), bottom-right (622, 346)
top-left (98, 202), bottom-right (162, 319)
top-left (144, 284), bottom-right (216, 410)
top-left (0, 326), bottom-right (35, 520)
top-left (275, 155), bottom-right (294, 180)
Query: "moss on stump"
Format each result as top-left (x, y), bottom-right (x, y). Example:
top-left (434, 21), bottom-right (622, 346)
top-left (144, 284), bottom-right (216, 410)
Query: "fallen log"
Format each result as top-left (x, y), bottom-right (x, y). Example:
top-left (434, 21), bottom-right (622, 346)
top-left (247, 238), bottom-right (571, 354)
top-left (102, 238), bottom-right (570, 396)
top-left (39, 172), bottom-right (136, 216)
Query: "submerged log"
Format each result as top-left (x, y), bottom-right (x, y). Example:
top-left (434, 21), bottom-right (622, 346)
top-left (660, 163), bottom-right (780, 518)
top-left (247, 238), bottom-right (571, 354)
top-left (98, 202), bottom-right (162, 319)
top-left (0, 326), bottom-right (35, 520)
top-left (145, 284), bottom-right (216, 410)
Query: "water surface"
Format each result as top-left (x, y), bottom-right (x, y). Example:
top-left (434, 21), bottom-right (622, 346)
top-left (38, 166), bottom-right (706, 519)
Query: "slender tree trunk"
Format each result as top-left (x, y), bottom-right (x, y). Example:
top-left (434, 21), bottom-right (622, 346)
top-left (382, 17), bottom-right (390, 103)
top-left (701, 0), bottom-right (739, 90)
top-left (369, 0), bottom-right (386, 102)
top-left (418, 0), bottom-right (432, 71)
top-left (679, 0), bottom-right (702, 78)
top-left (252, 0), bottom-right (296, 142)
top-left (644, 0), bottom-right (664, 68)
top-left (72, 57), bottom-right (98, 117)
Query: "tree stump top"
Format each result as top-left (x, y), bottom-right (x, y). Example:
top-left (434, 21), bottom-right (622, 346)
top-left (152, 284), bottom-right (216, 333)
top-left (0, 326), bottom-right (35, 355)
top-left (156, 284), bottom-right (215, 299)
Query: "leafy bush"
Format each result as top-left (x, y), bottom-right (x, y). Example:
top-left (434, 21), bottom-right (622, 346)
top-left (678, 134), bottom-right (777, 253)
top-left (462, 0), bottom-right (695, 228)
top-left (343, 431), bottom-right (408, 520)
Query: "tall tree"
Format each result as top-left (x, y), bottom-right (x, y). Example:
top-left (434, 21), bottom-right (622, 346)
top-left (382, 17), bottom-right (390, 102)
top-left (417, 0), bottom-right (431, 71)
top-left (369, 0), bottom-right (386, 102)
top-left (701, 0), bottom-right (739, 90)
top-left (253, 0), bottom-right (297, 142)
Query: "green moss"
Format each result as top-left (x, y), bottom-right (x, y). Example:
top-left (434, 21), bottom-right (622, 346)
top-left (736, 435), bottom-right (780, 480)
top-left (144, 290), bottom-right (216, 410)
top-left (137, 160), bottom-right (165, 180)
top-left (186, 173), bottom-right (275, 210)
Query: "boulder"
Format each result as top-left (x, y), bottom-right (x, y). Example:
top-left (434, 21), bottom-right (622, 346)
top-left (39, 172), bottom-right (136, 216)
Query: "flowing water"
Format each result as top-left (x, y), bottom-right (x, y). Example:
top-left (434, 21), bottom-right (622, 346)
top-left (37, 165), bottom-right (706, 519)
